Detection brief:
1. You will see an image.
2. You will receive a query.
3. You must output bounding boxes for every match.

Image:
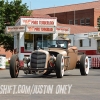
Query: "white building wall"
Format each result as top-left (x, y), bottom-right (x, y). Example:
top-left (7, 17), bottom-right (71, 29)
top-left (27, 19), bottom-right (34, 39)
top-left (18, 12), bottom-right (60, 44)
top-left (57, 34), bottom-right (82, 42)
top-left (53, 32), bottom-right (58, 40)
top-left (68, 33), bottom-right (97, 51)
top-left (18, 32), bottom-right (24, 60)
top-left (90, 38), bottom-right (97, 50)
top-left (14, 35), bottom-right (17, 49)
top-left (68, 34), bottom-right (74, 46)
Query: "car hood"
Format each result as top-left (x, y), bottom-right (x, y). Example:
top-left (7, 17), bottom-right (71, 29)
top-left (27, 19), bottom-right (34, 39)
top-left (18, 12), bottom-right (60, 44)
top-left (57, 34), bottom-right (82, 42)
top-left (48, 49), bottom-right (67, 55)
top-left (33, 48), bottom-right (67, 56)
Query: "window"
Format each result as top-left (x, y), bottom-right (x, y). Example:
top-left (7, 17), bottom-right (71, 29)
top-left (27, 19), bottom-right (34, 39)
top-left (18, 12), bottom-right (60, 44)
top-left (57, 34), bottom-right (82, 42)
top-left (79, 39), bottom-right (91, 47)
top-left (80, 19), bottom-right (85, 25)
top-left (43, 34), bottom-right (53, 40)
top-left (75, 19), bottom-right (78, 25)
top-left (24, 33), bottom-right (33, 51)
top-left (69, 20), bottom-right (73, 24)
top-left (97, 40), bottom-right (100, 53)
top-left (89, 39), bottom-right (91, 47)
top-left (80, 40), bottom-right (83, 47)
top-left (86, 18), bottom-right (90, 25)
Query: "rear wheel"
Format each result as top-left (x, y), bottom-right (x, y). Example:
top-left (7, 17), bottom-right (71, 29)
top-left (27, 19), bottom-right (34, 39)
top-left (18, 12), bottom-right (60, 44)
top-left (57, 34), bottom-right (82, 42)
top-left (79, 54), bottom-right (89, 75)
top-left (56, 54), bottom-right (64, 78)
top-left (10, 54), bottom-right (19, 78)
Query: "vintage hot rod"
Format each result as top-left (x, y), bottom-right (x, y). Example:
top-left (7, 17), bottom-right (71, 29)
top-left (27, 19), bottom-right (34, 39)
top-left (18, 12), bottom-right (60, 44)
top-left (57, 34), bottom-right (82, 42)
top-left (9, 40), bottom-right (90, 78)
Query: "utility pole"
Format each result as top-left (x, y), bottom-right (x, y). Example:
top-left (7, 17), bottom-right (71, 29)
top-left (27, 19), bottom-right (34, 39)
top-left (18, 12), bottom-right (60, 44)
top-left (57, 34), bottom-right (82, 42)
top-left (74, 10), bottom-right (75, 25)
top-left (30, 1), bottom-right (31, 10)
top-left (54, 5), bottom-right (55, 17)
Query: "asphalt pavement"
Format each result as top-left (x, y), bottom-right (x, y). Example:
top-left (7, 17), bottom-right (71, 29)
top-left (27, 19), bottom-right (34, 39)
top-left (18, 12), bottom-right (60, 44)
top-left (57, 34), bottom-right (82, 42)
top-left (0, 68), bottom-right (100, 100)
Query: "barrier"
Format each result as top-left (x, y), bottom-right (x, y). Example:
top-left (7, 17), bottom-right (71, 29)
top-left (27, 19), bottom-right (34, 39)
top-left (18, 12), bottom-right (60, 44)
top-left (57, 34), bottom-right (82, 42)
top-left (88, 56), bottom-right (91, 68)
top-left (91, 56), bottom-right (100, 68)
top-left (0, 54), bottom-right (6, 69)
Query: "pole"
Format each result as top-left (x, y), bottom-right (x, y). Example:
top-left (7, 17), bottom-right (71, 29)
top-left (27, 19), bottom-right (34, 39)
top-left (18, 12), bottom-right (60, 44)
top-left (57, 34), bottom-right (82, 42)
top-left (54, 5), bottom-right (55, 17)
top-left (30, 1), bottom-right (31, 10)
top-left (74, 10), bottom-right (75, 25)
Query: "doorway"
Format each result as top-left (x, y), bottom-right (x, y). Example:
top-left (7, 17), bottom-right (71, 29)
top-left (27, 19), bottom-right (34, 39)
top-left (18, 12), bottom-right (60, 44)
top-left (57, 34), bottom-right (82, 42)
top-left (34, 34), bottom-right (42, 50)
top-left (34, 34), bottom-right (53, 50)
top-left (97, 40), bottom-right (100, 53)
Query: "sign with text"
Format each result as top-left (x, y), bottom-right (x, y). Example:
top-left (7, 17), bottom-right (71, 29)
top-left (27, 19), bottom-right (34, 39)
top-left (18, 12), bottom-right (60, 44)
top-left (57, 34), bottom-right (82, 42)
top-left (56, 26), bottom-right (70, 34)
top-left (21, 18), bottom-right (57, 26)
top-left (26, 26), bottom-right (55, 33)
top-left (88, 32), bottom-right (100, 38)
top-left (6, 26), bottom-right (25, 33)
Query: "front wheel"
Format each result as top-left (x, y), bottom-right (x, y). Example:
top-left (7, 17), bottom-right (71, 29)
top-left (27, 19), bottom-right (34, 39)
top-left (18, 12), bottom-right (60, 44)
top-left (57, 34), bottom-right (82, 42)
top-left (56, 54), bottom-right (64, 78)
top-left (10, 54), bottom-right (19, 78)
top-left (79, 54), bottom-right (89, 75)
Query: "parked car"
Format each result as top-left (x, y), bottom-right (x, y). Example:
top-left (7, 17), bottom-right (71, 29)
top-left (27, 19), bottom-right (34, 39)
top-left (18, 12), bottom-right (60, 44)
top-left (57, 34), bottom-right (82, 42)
top-left (9, 40), bottom-right (90, 78)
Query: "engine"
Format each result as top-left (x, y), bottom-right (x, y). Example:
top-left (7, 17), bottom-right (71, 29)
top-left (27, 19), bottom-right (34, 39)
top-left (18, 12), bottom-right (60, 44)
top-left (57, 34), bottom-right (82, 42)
top-left (49, 55), bottom-right (56, 67)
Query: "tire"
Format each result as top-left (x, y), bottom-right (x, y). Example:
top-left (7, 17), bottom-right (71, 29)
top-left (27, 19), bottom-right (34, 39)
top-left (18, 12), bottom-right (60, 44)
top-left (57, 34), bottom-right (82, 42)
top-left (56, 54), bottom-right (64, 78)
top-left (10, 54), bottom-right (19, 78)
top-left (79, 54), bottom-right (89, 75)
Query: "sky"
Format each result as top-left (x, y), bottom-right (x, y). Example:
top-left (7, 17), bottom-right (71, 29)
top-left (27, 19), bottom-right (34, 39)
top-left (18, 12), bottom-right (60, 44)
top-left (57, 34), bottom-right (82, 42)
top-left (8, 0), bottom-right (99, 10)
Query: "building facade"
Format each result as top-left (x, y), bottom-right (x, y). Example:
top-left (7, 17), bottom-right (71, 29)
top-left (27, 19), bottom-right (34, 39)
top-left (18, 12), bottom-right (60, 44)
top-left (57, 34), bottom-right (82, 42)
top-left (32, 1), bottom-right (100, 28)
top-left (0, 46), bottom-right (12, 59)
top-left (1, 1), bottom-right (100, 59)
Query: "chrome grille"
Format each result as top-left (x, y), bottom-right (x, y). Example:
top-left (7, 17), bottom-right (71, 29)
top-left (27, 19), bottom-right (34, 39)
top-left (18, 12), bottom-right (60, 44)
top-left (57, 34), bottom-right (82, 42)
top-left (31, 52), bottom-right (46, 68)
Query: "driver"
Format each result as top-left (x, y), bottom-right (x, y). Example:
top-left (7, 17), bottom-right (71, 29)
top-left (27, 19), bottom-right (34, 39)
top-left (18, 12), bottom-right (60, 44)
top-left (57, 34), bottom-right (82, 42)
top-left (56, 40), bottom-right (65, 47)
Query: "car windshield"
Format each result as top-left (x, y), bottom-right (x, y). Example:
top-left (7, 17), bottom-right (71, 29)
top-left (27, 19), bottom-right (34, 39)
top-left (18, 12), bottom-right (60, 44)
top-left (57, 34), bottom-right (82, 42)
top-left (37, 40), bottom-right (68, 49)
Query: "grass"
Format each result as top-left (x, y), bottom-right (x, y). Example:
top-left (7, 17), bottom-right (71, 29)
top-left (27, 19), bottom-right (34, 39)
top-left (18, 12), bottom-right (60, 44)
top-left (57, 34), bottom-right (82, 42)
top-left (5, 61), bottom-right (9, 67)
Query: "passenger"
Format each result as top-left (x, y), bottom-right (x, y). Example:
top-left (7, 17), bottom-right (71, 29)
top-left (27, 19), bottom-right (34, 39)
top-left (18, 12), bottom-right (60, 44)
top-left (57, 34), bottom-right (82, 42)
top-left (68, 39), bottom-right (77, 50)
top-left (68, 39), bottom-right (71, 47)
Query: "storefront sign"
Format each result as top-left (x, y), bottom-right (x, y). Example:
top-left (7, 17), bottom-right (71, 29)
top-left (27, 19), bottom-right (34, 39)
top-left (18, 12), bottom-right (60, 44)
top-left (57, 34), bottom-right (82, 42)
top-left (26, 26), bottom-right (55, 33)
top-left (6, 26), bottom-right (25, 33)
top-left (6, 25), bottom-right (70, 34)
top-left (21, 18), bottom-right (57, 26)
top-left (56, 26), bottom-right (70, 34)
top-left (88, 32), bottom-right (100, 38)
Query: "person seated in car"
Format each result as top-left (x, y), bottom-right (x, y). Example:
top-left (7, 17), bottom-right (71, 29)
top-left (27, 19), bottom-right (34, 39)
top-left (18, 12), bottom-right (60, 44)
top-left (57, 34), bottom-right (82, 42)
top-left (68, 39), bottom-right (77, 50)
top-left (56, 40), bottom-right (65, 47)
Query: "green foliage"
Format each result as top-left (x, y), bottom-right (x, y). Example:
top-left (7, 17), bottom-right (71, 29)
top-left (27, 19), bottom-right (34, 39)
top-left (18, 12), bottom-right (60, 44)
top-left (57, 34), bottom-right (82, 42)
top-left (0, 0), bottom-right (5, 33)
top-left (0, 0), bottom-right (30, 52)
top-left (0, 34), bottom-right (14, 52)
top-left (4, 0), bottom-right (29, 26)
top-left (97, 16), bottom-right (100, 31)
top-left (5, 60), bottom-right (9, 66)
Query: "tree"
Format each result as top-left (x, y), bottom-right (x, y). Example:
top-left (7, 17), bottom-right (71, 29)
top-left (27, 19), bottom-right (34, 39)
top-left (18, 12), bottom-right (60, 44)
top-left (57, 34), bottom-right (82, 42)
top-left (97, 16), bottom-right (100, 31)
top-left (0, 34), bottom-right (14, 52)
top-left (0, 0), bottom-right (30, 52)
top-left (0, 0), bottom-right (5, 33)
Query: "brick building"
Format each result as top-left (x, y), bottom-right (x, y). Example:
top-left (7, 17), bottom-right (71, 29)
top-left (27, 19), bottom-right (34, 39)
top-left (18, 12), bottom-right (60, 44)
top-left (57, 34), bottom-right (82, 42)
top-left (0, 46), bottom-right (12, 59)
top-left (31, 1), bottom-right (100, 28)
